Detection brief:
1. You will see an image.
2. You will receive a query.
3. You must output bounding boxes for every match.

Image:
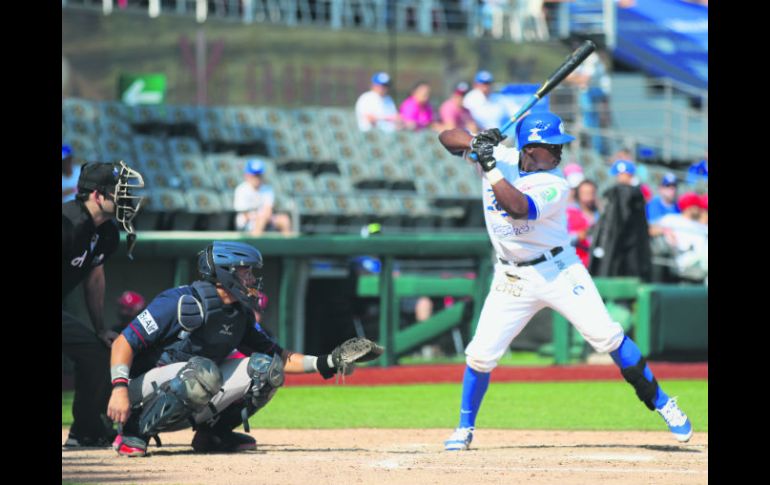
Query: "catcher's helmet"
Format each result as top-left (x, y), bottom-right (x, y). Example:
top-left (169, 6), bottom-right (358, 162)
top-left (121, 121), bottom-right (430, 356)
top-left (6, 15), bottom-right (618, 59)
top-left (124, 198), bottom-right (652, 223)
top-left (198, 241), bottom-right (264, 310)
top-left (515, 112), bottom-right (575, 150)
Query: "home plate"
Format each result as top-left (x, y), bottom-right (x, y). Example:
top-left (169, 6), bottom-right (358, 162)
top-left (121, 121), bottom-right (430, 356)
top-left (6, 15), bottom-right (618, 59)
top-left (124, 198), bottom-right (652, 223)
top-left (575, 453), bottom-right (654, 462)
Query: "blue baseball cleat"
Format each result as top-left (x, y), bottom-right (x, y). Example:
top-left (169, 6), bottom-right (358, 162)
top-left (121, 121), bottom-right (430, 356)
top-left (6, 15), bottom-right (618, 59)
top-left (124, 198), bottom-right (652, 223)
top-left (656, 397), bottom-right (693, 442)
top-left (444, 427), bottom-right (474, 451)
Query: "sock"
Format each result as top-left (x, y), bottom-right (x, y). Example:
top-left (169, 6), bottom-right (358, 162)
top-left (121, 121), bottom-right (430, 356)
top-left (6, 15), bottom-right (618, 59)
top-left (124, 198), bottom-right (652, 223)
top-left (458, 365), bottom-right (491, 429)
top-left (610, 335), bottom-right (669, 409)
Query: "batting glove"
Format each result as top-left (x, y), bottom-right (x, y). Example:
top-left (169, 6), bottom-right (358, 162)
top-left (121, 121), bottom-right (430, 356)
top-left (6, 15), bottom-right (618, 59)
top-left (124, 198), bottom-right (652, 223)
top-left (470, 128), bottom-right (507, 150)
top-left (472, 143), bottom-right (497, 172)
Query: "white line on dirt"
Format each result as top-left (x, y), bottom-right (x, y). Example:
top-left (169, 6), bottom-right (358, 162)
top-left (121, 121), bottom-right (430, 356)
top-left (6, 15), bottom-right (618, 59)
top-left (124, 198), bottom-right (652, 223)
top-left (573, 453), bottom-right (655, 462)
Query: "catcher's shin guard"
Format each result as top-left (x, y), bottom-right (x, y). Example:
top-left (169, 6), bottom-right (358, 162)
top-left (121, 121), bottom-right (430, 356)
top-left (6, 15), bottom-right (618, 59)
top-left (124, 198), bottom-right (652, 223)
top-left (138, 357), bottom-right (223, 436)
top-left (237, 353), bottom-right (284, 431)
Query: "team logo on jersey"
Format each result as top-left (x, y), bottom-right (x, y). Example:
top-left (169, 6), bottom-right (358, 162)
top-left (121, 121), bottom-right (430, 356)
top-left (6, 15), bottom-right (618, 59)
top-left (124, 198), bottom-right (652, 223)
top-left (219, 324), bottom-right (233, 336)
top-left (137, 309), bottom-right (159, 335)
top-left (90, 234), bottom-right (99, 252)
top-left (505, 273), bottom-right (522, 283)
top-left (573, 285), bottom-right (585, 296)
top-left (91, 254), bottom-right (104, 266)
top-left (540, 187), bottom-right (558, 202)
top-left (71, 250), bottom-right (87, 268)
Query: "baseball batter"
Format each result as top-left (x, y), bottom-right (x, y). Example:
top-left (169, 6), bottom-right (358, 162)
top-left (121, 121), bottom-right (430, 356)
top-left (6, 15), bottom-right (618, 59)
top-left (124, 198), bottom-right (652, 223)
top-left (437, 113), bottom-right (692, 451)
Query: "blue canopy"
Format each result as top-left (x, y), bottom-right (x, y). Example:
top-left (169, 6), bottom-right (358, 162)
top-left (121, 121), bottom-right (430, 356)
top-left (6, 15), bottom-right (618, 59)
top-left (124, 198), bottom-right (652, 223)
top-left (614, 0), bottom-right (707, 90)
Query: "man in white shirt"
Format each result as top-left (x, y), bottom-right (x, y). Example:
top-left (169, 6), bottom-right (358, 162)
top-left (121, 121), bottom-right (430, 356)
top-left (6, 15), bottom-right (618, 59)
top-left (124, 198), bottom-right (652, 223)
top-left (355, 72), bottom-right (400, 132)
top-left (462, 70), bottom-right (507, 130)
top-left (233, 159), bottom-right (292, 236)
top-left (437, 112), bottom-right (693, 451)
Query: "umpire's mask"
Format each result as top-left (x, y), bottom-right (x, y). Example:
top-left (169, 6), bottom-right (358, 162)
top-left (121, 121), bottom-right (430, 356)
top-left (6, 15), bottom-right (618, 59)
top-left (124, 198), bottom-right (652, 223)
top-left (113, 161), bottom-right (145, 259)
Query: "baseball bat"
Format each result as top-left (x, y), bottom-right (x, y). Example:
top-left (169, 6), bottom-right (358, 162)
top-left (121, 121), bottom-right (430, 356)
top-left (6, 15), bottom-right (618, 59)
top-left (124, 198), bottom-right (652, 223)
top-left (499, 40), bottom-right (595, 135)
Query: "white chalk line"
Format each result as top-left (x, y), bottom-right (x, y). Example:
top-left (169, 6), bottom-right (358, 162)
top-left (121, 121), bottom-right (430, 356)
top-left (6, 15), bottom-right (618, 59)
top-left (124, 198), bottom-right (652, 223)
top-left (370, 462), bottom-right (706, 475)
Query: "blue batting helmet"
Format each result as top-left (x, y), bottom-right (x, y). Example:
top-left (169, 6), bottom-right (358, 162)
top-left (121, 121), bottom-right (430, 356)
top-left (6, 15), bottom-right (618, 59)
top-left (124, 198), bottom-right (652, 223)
top-left (515, 112), bottom-right (575, 150)
top-left (198, 241), bottom-right (264, 310)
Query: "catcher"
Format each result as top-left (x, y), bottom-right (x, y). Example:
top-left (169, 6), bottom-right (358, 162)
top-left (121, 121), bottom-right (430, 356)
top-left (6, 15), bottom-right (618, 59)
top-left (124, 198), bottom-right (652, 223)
top-left (107, 241), bottom-right (382, 457)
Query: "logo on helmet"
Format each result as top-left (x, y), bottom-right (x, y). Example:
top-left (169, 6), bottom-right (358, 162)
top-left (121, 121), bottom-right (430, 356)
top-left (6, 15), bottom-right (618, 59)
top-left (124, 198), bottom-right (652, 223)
top-left (528, 128), bottom-right (544, 142)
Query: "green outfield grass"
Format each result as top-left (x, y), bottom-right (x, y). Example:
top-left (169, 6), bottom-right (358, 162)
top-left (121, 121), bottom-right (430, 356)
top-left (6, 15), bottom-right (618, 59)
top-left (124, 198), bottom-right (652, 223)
top-left (62, 380), bottom-right (707, 432)
top-left (398, 351), bottom-right (561, 366)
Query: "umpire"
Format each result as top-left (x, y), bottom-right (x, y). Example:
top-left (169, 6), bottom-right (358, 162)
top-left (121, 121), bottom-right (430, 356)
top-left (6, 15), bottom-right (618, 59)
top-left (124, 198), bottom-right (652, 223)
top-left (62, 161), bottom-right (144, 447)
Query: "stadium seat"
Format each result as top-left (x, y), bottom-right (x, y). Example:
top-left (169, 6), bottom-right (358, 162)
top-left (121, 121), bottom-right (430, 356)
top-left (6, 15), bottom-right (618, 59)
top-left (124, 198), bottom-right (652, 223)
top-left (130, 105), bottom-right (166, 124)
top-left (66, 135), bottom-right (100, 162)
top-left (63, 98), bottom-right (99, 123)
top-left (181, 171), bottom-right (219, 190)
top-left (133, 135), bottom-right (168, 159)
top-left (337, 159), bottom-right (378, 185)
top-left (224, 106), bottom-right (260, 127)
top-left (166, 105), bottom-right (201, 125)
top-left (315, 174), bottom-right (354, 194)
top-left (64, 118), bottom-right (98, 138)
top-left (168, 137), bottom-right (203, 158)
top-left (98, 118), bottom-right (133, 138)
top-left (414, 177), bottom-right (452, 198)
top-left (98, 101), bottom-right (131, 122)
top-left (214, 171), bottom-right (242, 192)
top-left (172, 155), bottom-right (209, 178)
top-left (277, 172), bottom-right (317, 194)
top-left (134, 155), bottom-right (175, 174)
top-left (142, 169), bottom-right (185, 190)
top-left (320, 108), bottom-right (358, 132)
top-left (98, 135), bottom-right (135, 162)
top-left (141, 188), bottom-right (187, 230)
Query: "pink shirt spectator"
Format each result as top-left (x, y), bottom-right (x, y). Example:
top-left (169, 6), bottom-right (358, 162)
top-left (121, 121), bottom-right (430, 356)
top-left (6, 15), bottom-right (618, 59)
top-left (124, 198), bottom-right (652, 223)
top-left (439, 99), bottom-right (475, 131)
top-left (399, 96), bottom-right (435, 130)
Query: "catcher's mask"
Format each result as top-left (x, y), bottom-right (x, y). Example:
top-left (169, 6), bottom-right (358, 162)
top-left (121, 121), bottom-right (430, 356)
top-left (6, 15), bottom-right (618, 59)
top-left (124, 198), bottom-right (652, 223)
top-left (197, 241), bottom-right (264, 311)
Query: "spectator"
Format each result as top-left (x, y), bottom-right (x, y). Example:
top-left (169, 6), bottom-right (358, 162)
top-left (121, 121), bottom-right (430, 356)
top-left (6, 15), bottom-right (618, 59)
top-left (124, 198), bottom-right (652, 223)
top-left (355, 71), bottom-right (400, 132)
top-left (699, 194), bottom-right (708, 225)
top-left (567, 179), bottom-right (600, 268)
top-left (562, 163), bottom-right (585, 204)
top-left (112, 290), bottom-right (146, 334)
top-left (233, 159), bottom-right (292, 237)
top-left (62, 144), bottom-right (81, 203)
top-left (566, 48), bottom-right (611, 155)
top-left (463, 70), bottom-right (507, 130)
top-left (589, 159), bottom-right (652, 281)
top-left (399, 80), bottom-right (440, 132)
top-left (439, 82), bottom-right (479, 133)
top-left (646, 173), bottom-right (681, 224)
top-left (686, 158), bottom-right (708, 185)
top-left (655, 192), bottom-right (708, 283)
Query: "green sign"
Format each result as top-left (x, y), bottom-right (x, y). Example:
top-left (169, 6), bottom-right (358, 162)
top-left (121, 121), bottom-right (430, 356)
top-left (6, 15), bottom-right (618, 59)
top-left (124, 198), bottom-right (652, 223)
top-left (118, 73), bottom-right (166, 106)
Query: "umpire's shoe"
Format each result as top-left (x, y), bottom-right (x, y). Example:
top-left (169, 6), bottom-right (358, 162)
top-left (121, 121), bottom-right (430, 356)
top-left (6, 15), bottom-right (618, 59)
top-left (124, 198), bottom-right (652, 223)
top-left (444, 427), bottom-right (474, 451)
top-left (656, 397), bottom-right (693, 442)
top-left (63, 432), bottom-right (116, 448)
top-left (191, 427), bottom-right (257, 453)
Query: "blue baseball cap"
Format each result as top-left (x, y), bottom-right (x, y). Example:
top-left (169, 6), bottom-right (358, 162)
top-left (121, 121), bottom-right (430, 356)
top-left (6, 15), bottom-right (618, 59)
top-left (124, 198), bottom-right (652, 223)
top-left (609, 160), bottom-right (636, 176)
top-left (245, 158), bottom-right (266, 175)
top-left (686, 159), bottom-right (708, 184)
top-left (475, 70), bottom-right (494, 84)
top-left (372, 72), bottom-right (391, 86)
top-left (661, 172), bottom-right (679, 187)
top-left (62, 144), bottom-right (72, 160)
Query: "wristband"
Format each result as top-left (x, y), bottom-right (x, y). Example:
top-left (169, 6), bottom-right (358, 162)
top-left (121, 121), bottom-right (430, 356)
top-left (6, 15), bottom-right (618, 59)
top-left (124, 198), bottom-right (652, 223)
top-left (302, 355), bottom-right (318, 373)
top-left (112, 380), bottom-right (128, 389)
top-left (485, 167), bottom-right (505, 185)
top-left (111, 364), bottom-right (130, 382)
top-left (316, 353), bottom-right (336, 380)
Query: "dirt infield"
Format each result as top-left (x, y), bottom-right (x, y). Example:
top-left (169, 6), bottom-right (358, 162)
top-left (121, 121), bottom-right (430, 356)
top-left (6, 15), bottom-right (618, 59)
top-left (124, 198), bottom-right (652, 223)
top-left (62, 428), bottom-right (707, 485)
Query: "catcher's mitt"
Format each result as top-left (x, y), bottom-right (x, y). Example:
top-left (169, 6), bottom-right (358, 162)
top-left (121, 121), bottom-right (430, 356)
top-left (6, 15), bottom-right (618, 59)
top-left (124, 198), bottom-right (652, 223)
top-left (330, 337), bottom-right (384, 382)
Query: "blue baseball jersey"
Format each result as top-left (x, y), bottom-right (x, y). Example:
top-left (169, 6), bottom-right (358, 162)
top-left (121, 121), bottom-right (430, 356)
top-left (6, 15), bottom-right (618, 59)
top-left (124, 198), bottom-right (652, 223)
top-left (122, 285), bottom-right (283, 377)
top-left (646, 196), bottom-right (680, 223)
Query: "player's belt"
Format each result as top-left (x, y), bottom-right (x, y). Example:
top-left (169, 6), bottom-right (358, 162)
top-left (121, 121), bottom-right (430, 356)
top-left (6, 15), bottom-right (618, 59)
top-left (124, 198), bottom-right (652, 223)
top-left (499, 247), bottom-right (563, 267)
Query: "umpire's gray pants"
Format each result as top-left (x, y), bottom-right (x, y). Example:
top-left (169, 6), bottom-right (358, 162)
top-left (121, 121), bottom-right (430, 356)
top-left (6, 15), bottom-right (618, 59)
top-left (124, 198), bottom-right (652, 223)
top-left (128, 357), bottom-right (252, 426)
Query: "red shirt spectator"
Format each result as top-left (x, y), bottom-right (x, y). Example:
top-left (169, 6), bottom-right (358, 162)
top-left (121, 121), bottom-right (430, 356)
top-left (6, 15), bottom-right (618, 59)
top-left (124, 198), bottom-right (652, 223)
top-left (439, 82), bottom-right (479, 133)
top-left (566, 180), bottom-right (600, 267)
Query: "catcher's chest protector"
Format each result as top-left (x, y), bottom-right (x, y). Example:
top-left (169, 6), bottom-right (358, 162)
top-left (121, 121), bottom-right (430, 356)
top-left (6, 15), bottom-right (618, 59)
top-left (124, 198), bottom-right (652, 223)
top-left (162, 281), bottom-right (250, 364)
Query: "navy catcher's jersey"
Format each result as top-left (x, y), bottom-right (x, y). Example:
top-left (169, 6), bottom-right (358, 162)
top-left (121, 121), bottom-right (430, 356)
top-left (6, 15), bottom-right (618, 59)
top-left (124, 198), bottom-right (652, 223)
top-left (62, 200), bottom-right (120, 298)
top-left (122, 285), bottom-right (283, 377)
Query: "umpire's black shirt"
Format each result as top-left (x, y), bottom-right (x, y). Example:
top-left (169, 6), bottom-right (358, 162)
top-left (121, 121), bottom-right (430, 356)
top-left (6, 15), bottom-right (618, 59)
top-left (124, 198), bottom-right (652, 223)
top-left (62, 200), bottom-right (120, 298)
